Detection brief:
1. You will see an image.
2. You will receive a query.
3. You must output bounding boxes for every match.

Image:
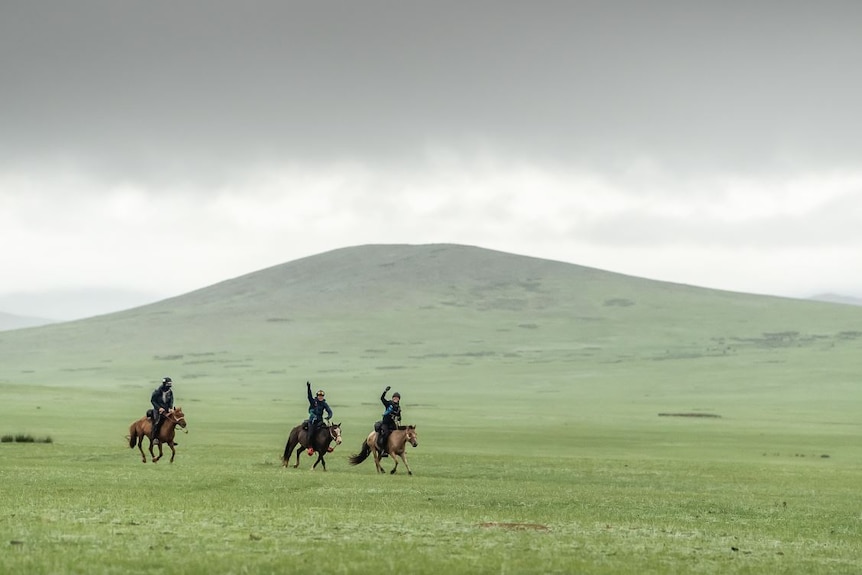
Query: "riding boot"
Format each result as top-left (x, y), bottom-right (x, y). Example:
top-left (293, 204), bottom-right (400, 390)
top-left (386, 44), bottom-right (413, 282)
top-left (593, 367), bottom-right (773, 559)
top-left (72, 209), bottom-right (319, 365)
top-left (306, 426), bottom-right (315, 455)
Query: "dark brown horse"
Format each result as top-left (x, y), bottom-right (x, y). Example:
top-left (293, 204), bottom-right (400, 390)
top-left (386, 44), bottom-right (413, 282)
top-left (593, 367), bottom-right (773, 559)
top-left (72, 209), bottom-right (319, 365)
top-left (349, 425), bottom-right (418, 475)
top-left (282, 421), bottom-right (342, 471)
top-left (128, 407), bottom-right (187, 463)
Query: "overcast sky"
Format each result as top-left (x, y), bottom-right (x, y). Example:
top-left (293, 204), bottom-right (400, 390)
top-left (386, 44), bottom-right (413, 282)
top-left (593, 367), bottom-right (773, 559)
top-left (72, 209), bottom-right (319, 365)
top-left (2, 1), bottom-right (862, 320)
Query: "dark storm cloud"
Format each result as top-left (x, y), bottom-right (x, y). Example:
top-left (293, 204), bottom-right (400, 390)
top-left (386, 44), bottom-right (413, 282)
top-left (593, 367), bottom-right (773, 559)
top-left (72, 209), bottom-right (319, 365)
top-left (2, 0), bottom-right (861, 183)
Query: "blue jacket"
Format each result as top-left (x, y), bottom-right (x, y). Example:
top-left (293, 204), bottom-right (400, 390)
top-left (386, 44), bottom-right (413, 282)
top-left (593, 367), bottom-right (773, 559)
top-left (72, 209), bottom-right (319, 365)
top-left (307, 384), bottom-right (333, 422)
top-left (381, 390), bottom-right (401, 426)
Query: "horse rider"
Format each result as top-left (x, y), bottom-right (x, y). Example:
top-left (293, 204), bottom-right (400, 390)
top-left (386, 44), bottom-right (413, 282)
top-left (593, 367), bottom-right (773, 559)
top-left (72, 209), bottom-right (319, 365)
top-left (305, 381), bottom-right (333, 453)
top-left (377, 386), bottom-right (402, 457)
top-left (150, 376), bottom-right (174, 442)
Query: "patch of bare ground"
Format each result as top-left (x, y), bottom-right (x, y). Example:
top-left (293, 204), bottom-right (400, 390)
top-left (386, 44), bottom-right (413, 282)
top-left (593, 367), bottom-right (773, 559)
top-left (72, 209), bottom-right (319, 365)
top-left (658, 412), bottom-right (721, 418)
top-left (479, 522), bottom-right (550, 531)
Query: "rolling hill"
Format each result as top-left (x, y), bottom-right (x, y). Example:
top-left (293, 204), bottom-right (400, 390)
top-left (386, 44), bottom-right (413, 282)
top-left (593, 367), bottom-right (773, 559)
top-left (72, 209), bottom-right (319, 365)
top-left (1, 243), bottom-right (861, 394)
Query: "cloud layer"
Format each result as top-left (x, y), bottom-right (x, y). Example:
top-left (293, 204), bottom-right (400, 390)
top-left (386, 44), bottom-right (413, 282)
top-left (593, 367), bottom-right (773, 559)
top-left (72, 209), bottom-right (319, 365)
top-left (2, 2), bottom-right (862, 317)
top-left (3, 2), bottom-right (862, 177)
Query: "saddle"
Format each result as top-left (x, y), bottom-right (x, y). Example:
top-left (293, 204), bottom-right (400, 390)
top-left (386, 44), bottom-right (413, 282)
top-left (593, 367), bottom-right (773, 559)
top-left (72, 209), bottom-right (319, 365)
top-left (304, 419), bottom-right (331, 431)
top-left (146, 409), bottom-right (154, 419)
top-left (374, 421), bottom-right (406, 432)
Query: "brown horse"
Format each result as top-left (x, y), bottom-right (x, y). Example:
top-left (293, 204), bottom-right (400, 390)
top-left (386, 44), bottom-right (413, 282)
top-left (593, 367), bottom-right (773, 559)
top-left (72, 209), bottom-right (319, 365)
top-left (349, 425), bottom-right (418, 475)
top-left (128, 407), bottom-right (187, 463)
top-left (282, 421), bottom-right (342, 471)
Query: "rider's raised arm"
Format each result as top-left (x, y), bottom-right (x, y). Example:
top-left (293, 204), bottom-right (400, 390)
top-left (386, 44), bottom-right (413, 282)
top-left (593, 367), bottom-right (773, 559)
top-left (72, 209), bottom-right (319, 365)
top-left (381, 385), bottom-right (391, 405)
top-left (307, 381), bottom-right (314, 405)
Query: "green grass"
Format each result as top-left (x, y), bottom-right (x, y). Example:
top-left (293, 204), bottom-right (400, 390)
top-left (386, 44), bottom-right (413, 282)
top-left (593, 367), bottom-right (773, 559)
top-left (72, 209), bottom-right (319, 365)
top-left (2, 347), bottom-right (862, 574)
top-left (2, 245), bottom-right (862, 573)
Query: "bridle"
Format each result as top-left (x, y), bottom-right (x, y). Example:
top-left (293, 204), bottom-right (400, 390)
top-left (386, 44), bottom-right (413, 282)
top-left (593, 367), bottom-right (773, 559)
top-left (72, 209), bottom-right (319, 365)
top-left (328, 424), bottom-right (342, 443)
top-left (165, 410), bottom-right (188, 433)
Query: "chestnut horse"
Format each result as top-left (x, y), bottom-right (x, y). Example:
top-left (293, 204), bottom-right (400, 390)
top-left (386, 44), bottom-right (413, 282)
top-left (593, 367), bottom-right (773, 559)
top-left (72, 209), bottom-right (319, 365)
top-left (348, 425), bottom-right (418, 475)
top-left (282, 421), bottom-right (342, 471)
top-left (128, 407), bottom-right (187, 463)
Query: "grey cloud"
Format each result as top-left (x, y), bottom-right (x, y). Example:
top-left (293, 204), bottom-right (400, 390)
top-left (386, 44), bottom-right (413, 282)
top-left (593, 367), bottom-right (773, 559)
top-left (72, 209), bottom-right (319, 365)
top-left (577, 190), bottom-right (862, 249)
top-left (2, 1), bottom-right (862, 184)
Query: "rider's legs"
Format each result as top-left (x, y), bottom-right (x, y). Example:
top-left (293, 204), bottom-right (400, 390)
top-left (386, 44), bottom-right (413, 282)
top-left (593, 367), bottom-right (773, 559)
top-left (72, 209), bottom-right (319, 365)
top-left (151, 411), bottom-right (162, 441)
top-left (377, 423), bottom-right (389, 456)
top-left (306, 417), bottom-right (317, 454)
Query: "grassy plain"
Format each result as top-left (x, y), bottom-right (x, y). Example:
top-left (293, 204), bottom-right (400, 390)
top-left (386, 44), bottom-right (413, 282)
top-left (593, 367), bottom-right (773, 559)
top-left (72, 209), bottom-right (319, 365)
top-left (2, 245), bottom-right (862, 574)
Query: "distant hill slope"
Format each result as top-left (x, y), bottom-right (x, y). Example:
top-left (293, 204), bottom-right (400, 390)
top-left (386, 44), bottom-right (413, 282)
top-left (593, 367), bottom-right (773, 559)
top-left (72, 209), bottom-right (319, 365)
top-left (0, 287), bottom-right (165, 322)
top-left (0, 311), bottom-right (55, 331)
top-left (810, 293), bottom-right (862, 306)
top-left (2, 244), bottom-right (861, 382)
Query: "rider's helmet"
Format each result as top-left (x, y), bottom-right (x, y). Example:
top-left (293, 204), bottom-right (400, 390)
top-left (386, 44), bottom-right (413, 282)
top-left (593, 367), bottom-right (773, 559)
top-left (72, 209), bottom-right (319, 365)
top-left (162, 377), bottom-right (173, 386)
top-left (316, 389), bottom-right (325, 397)
top-left (392, 392), bottom-right (401, 399)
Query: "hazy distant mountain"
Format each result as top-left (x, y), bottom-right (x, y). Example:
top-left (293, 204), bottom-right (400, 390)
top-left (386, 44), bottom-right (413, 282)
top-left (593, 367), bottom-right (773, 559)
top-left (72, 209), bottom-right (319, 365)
top-left (809, 293), bottom-right (862, 306)
top-left (0, 311), bottom-right (55, 331)
top-left (0, 288), bottom-right (168, 321)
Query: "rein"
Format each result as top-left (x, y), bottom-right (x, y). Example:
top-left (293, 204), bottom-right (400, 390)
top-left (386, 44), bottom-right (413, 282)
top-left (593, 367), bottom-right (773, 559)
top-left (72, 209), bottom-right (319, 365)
top-left (166, 411), bottom-right (188, 433)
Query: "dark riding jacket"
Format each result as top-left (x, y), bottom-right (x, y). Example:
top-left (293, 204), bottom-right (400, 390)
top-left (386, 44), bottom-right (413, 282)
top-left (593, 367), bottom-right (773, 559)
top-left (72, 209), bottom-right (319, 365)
top-left (307, 385), bottom-right (333, 426)
top-left (151, 384), bottom-right (174, 417)
top-left (380, 391), bottom-right (401, 429)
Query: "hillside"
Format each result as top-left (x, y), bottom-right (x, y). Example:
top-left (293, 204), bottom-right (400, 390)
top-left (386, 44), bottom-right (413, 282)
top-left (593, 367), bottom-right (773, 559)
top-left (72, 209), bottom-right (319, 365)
top-left (810, 293), bottom-right (862, 306)
top-left (1, 243), bottom-right (861, 388)
top-left (0, 311), bottom-right (55, 331)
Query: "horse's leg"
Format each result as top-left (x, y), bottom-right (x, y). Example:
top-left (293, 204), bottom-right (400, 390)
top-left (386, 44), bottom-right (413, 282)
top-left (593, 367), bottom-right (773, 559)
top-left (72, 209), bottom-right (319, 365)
top-left (373, 445), bottom-right (384, 474)
top-left (148, 438), bottom-right (158, 462)
top-left (153, 440), bottom-right (164, 463)
top-left (314, 440), bottom-right (332, 471)
top-left (136, 434), bottom-right (147, 463)
top-left (390, 454), bottom-right (399, 475)
top-left (312, 453), bottom-right (325, 471)
top-left (169, 442), bottom-right (176, 463)
top-left (293, 446), bottom-right (303, 468)
top-left (395, 451), bottom-right (412, 476)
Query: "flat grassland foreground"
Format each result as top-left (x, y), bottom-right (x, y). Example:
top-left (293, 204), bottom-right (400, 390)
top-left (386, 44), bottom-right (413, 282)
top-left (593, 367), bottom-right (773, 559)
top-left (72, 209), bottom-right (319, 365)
top-left (2, 361), bottom-right (861, 575)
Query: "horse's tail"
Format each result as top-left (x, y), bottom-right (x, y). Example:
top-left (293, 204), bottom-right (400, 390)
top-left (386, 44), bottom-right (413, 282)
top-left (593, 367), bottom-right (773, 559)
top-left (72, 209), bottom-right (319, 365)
top-left (128, 423), bottom-right (138, 448)
top-left (282, 427), bottom-right (300, 463)
top-left (348, 441), bottom-right (371, 466)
